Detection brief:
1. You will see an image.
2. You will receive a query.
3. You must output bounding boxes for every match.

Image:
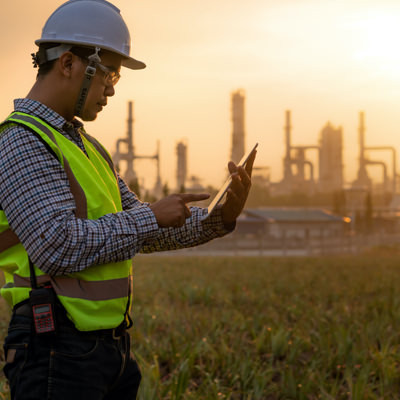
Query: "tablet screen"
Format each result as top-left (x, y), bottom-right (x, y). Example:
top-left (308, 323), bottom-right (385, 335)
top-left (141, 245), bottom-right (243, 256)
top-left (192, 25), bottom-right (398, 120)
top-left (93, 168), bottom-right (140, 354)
top-left (202, 143), bottom-right (258, 220)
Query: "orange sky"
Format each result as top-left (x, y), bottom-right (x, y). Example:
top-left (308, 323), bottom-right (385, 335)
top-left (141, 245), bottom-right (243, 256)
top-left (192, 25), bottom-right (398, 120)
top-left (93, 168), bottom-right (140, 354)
top-left (2, 0), bottom-right (400, 191)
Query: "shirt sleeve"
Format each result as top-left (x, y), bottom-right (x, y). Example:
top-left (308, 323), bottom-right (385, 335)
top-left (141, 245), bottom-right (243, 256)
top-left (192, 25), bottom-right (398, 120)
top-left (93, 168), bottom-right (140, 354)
top-left (118, 174), bottom-right (146, 210)
top-left (140, 205), bottom-right (234, 253)
top-left (116, 173), bottom-right (233, 252)
top-left (0, 125), bottom-right (159, 276)
top-left (0, 125), bottom-right (233, 276)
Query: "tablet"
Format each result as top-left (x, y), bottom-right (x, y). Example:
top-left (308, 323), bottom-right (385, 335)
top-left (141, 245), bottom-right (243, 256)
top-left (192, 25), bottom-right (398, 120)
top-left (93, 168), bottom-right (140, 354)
top-left (202, 143), bottom-right (258, 220)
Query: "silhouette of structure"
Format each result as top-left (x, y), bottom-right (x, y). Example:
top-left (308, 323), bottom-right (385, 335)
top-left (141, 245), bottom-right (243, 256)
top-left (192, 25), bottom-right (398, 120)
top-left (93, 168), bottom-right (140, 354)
top-left (273, 110), bottom-right (319, 195)
top-left (112, 96), bottom-right (400, 214)
top-left (113, 101), bottom-right (136, 185)
top-left (353, 111), bottom-right (372, 190)
top-left (176, 140), bottom-right (188, 192)
top-left (352, 111), bottom-right (397, 195)
top-left (271, 109), bottom-right (400, 199)
top-left (230, 89), bottom-right (246, 164)
top-left (318, 122), bottom-right (343, 192)
top-left (113, 101), bottom-right (162, 197)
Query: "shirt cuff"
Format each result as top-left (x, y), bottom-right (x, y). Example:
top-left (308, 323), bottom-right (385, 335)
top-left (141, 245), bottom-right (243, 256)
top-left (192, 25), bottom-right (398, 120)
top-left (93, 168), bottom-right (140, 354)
top-left (126, 204), bottom-right (159, 241)
top-left (201, 205), bottom-right (236, 237)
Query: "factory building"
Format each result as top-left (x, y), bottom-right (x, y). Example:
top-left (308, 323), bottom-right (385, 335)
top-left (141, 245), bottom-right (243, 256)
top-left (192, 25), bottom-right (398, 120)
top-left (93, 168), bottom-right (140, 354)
top-left (112, 96), bottom-right (399, 220)
top-left (318, 122), bottom-right (343, 192)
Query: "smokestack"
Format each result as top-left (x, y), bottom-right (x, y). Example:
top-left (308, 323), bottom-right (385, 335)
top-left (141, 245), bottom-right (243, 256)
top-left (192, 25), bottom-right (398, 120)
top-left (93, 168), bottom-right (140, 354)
top-left (176, 141), bottom-right (188, 191)
top-left (356, 110), bottom-right (369, 186)
top-left (359, 111), bottom-right (365, 165)
top-left (127, 101), bottom-right (134, 154)
top-left (230, 90), bottom-right (246, 164)
top-left (283, 110), bottom-right (292, 180)
top-left (285, 110), bottom-right (291, 160)
top-left (124, 101), bottom-right (136, 184)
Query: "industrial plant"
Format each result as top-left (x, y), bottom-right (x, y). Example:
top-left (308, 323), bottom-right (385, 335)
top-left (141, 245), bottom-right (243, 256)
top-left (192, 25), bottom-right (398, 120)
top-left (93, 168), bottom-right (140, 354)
top-left (109, 90), bottom-right (400, 254)
top-left (112, 101), bottom-right (163, 199)
top-left (112, 92), bottom-right (400, 217)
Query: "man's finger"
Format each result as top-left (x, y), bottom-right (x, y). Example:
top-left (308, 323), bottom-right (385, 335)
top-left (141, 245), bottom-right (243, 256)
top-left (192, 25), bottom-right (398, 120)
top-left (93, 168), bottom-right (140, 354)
top-left (238, 166), bottom-right (251, 187)
top-left (228, 161), bottom-right (238, 175)
top-left (226, 187), bottom-right (241, 204)
top-left (230, 171), bottom-right (245, 194)
top-left (179, 193), bottom-right (210, 203)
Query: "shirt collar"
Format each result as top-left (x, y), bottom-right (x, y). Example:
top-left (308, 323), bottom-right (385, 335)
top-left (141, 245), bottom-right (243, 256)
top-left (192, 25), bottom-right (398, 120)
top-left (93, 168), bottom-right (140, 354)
top-left (13, 98), bottom-right (84, 133)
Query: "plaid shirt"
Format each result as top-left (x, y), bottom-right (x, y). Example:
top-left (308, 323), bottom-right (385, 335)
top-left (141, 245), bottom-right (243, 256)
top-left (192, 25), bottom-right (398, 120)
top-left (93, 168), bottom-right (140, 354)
top-left (0, 99), bottom-right (231, 276)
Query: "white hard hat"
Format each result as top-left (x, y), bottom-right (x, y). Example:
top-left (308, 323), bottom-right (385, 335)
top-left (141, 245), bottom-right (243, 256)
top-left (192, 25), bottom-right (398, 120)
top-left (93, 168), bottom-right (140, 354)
top-left (35, 0), bottom-right (145, 70)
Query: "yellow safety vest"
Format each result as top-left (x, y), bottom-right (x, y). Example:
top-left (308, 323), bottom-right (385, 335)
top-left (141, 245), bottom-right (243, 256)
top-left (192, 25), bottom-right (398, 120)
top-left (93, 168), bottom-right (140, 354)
top-left (0, 112), bottom-right (132, 331)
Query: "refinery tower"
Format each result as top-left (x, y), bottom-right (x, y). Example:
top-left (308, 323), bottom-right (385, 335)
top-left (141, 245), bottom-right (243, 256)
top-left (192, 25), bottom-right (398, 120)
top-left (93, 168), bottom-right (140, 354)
top-left (230, 89), bottom-right (246, 164)
top-left (318, 122), bottom-right (343, 192)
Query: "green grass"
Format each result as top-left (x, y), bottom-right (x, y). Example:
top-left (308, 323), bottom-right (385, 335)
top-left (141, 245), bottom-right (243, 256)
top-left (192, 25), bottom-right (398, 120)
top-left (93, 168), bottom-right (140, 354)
top-left (2, 253), bottom-right (400, 399)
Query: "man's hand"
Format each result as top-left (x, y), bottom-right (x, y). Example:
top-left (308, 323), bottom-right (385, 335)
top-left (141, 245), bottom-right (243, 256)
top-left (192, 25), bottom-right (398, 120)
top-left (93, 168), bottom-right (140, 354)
top-left (221, 149), bottom-right (257, 225)
top-left (150, 193), bottom-right (210, 228)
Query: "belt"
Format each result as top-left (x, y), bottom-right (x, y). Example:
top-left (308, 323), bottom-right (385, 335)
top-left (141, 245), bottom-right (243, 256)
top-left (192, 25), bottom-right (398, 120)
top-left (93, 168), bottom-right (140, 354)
top-left (13, 302), bottom-right (127, 340)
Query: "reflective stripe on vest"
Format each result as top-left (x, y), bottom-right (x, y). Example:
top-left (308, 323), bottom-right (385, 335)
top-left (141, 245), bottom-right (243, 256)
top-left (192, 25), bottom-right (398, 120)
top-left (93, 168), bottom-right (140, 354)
top-left (0, 112), bottom-right (132, 331)
top-left (13, 274), bottom-right (129, 301)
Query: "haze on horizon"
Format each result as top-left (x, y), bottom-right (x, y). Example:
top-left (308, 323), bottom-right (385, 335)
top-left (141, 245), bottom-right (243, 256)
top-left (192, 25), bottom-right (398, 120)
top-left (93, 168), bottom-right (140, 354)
top-left (1, 0), bottom-right (400, 191)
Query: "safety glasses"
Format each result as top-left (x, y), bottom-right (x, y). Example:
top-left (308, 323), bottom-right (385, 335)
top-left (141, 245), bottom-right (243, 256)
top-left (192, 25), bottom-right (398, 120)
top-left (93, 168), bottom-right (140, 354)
top-left (78, 54), bottom-right (121, 86)
top-left (95, 62), bottom-right (121, 86)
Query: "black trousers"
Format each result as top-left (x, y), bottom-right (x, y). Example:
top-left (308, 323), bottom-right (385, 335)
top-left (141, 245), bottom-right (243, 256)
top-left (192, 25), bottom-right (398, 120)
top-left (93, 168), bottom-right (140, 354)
top-left (3, 310), bottom-right (141, 400)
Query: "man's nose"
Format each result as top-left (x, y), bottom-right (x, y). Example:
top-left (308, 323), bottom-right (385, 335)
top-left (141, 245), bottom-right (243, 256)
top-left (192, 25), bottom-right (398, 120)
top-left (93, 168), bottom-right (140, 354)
top-left (104, 83), bottom-right (115, 97)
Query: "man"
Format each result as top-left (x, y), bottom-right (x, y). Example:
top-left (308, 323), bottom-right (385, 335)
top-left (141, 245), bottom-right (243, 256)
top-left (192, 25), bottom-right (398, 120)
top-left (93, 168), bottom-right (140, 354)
top-left (0, 0), bottom-right (256, 399)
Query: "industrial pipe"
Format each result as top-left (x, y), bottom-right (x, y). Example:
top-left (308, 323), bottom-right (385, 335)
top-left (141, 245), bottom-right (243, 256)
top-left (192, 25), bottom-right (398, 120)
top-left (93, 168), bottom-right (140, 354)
top-left (365, 146), bottom-right (397, 194)
top-left (365, 160), bottom-right (388, 192)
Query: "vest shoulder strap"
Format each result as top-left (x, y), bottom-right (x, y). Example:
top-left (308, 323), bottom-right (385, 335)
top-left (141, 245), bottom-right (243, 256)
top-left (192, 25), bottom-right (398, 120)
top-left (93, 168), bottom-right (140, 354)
top-left (0, 113), bottom-right (89, 253)
top-left (5, 113), bottom-right (88, 220)
top-left (0, 118), bottom-right (60, 251)
top-left (1, 119), bottom-right (60, 163)
top-left (80, 130), bottom-right (117, 179)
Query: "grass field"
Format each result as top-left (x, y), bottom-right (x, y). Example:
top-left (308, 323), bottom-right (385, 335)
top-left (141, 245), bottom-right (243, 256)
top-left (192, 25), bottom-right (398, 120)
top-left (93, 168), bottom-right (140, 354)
top-left (1, 252), bottom-right (400, 399)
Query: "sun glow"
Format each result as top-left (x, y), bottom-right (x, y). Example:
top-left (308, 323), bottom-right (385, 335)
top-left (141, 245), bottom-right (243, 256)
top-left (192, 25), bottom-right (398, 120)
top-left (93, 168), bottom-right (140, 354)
top-left (3, 1), bottom-right (400, 188)
top-left (350, 11), bottom-right (400, 79)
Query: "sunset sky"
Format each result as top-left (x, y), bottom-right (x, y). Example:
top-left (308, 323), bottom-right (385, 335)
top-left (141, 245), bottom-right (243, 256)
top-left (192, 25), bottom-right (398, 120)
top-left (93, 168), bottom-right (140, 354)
top-left (2, 0), bottom-right (400, 192)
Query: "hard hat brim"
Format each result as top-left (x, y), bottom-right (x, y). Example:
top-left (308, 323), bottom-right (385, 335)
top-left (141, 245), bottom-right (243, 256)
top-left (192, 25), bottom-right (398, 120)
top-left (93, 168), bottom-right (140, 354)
top-left (35, 38), bottom-right (146, 70)
top-left (122, 56), bottom-right (146, 70)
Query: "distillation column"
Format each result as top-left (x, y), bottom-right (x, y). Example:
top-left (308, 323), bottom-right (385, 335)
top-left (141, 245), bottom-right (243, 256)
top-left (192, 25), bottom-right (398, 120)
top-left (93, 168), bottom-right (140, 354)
top-left (230, 89), bottom-right (246, 164)
top-left (283, 110), bottom-right (293, 181)
top-left (176, 140), bottom-right (187, 191)
top-left (280, 110), bottom-right (318, 192)
top-left (355, 111), bottom-right (370, 188)
top-left (318, 122), bottom-right (343, 192)
top-left (354, 111), bottom-right (396, 194)
top-left (113, 101), bottom-right (162, 196)
top-left (113, 101), bottom-right (137, 185)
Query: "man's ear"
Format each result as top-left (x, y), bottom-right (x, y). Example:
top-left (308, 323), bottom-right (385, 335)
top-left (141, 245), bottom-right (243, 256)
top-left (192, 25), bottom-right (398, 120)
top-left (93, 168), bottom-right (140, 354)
top-left (58, 52), bottom-right (75, 78)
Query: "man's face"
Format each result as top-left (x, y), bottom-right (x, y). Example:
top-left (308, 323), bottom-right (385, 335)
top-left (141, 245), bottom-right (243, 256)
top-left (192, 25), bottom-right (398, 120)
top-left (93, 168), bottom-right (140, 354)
top-left (79, 51), bottom-right (123, 121)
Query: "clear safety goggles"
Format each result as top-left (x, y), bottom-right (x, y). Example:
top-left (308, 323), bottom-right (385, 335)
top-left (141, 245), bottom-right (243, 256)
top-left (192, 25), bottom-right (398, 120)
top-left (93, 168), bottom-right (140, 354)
top-left (79, 55), bottom-right (121, 86)
top-left (95, 62), bottom-right (121, 86)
